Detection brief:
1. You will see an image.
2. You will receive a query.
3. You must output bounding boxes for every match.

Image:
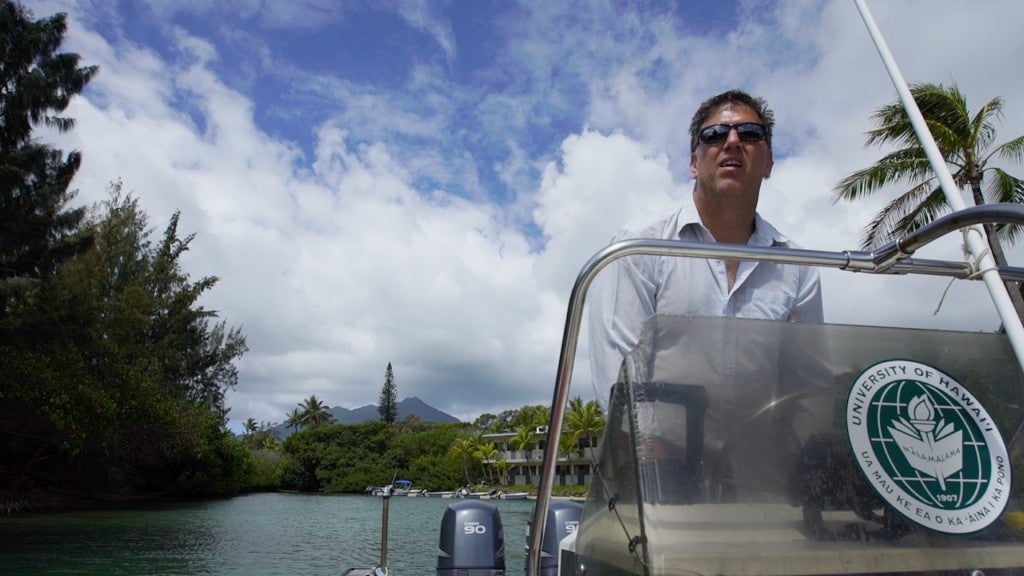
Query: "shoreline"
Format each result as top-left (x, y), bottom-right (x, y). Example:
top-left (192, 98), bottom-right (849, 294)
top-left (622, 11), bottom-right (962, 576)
top-left (1, 488), bottom-right (182, 517)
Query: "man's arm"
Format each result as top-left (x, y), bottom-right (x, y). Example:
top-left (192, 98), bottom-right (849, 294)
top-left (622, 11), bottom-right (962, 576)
top-left (587, 253), bottom-right (658, 406)
top-left (789, 265), bottom-right (823, 323)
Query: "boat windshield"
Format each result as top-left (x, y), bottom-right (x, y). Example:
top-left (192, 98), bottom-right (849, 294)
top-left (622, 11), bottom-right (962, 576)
top-left (575, 313), bottom-right (1024, 575)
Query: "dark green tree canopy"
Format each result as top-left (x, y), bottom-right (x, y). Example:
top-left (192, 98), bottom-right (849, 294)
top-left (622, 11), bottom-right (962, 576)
top-left (0, 3), bottom-right (96, 146)
top-left (0, 1), bottom-right (98, 314)
top-left (0, 3), bottom-right (257, 507)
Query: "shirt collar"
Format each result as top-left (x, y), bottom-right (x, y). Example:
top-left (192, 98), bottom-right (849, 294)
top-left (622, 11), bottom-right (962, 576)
top-left (674, 198), bottom-right (790, 247)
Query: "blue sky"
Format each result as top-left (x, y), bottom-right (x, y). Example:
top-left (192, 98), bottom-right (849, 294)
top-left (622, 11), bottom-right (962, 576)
top-left (27, 0), bottom-right (1024, 430)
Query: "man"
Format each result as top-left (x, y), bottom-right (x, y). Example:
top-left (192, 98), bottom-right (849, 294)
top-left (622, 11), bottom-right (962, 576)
top-left (588, 89), bottom-right (823, 401)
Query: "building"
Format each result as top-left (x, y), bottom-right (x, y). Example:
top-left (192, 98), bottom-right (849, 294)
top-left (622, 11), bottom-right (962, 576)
top-left (481, 425), bottom-right (599, 487)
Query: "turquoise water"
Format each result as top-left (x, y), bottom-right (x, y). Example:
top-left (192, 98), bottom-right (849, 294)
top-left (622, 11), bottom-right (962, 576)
top-left (0, 493), bottom-right (536, 575)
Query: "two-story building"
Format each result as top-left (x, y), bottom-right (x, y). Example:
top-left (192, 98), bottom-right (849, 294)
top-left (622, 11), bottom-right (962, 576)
top-left (481, 426), bottom-right (599, 487)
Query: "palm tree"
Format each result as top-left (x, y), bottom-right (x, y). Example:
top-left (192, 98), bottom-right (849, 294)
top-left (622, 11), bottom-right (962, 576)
top-left (473, 440), bottom-right (499, 485)
top-left (833, 81), bottom-right (1024, 317)
top-left (557, 428), bottom-right (581, 459)
top-left (493, 460), bottom-right (511, 487)
top-left (514, 404), bottom-right (548, 429)
top-left (298, 395), bottom-right (333, 428)
top-left (243, 417), bottom-right (258, 437)
top-left (449, 437), bottom-right (475, 486)
top-left (565, 393), bottom-right (602, 483)
top-left (285, 408), bottom-right (304, 432)
top-left (510, 425), bottom-right (537, 485)
top-left (564, 396), bottom-right (605, 459)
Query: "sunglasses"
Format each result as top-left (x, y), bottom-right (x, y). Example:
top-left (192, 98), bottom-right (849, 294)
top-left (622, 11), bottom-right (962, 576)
top-left (697, 123), bottom-right (768, 146)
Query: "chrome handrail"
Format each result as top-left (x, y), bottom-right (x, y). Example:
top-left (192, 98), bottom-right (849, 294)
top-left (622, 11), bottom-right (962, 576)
top-left (526, 203), bottom-right (1024, 575)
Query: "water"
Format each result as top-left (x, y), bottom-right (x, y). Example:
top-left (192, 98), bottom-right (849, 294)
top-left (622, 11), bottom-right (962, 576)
top-left (0, 493), bottom-right (537, 575)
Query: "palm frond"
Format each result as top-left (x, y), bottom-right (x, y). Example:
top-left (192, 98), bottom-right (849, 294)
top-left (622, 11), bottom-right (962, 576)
top-left (992, 134), bottom-right (1024, 165)
top-left (865, 101), bottom-right (920, 149)
top-left (861, 180), bottom-right (943, 249)
top-left (913, 83), bottom-right (971, 139)
top-left (984, 168), bottom-right (1024, 245)
top-left (970, 96), bottom-right (1004, 153)
top-left (922, 117), bottom-right (967, 161)
top-left (832, 153), bottom-right (933, 203)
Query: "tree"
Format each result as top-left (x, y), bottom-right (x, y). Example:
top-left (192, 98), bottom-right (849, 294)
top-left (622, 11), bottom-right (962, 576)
top-left (0, 2), bottom-right (98, 318)
top-left (833, 81), bottom-right (1024, 317)
top-left (565, 396), bottom-right (605, 459)
top-left (513, 404), bottom-right (549, 429)
top-left (510, 425), bottom-right (537, 485)
top-left (1, 184), bottom-right (250, 499)
top-left (448, 437), bottom-right (475, 486)
top-left (378, 362), bottom-right (398, 424)
top-left (64, 186), bottom-right (248, 419)
top-left (472, 440), bottom-right (498, 485)
top-left (472, 412), bottom-right (499, 431)
top-left (493, 459), bottom-right (510, 486)
top-left (285, 408), bottom-right (304, 432)
top-left (299, 395), bottom-right (332, 427)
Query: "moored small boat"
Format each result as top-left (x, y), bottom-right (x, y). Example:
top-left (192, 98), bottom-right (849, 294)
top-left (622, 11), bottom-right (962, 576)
top-left (495, 490), bottom-right (529, 500)
top-left (425, 490), bottom-right (454, 498)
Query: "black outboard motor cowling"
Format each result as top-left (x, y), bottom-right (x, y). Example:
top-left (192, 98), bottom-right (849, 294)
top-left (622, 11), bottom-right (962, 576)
top-left (437, 501), bottom-right (505, 576)
top-left (526, 500), bottom-right (583, 576)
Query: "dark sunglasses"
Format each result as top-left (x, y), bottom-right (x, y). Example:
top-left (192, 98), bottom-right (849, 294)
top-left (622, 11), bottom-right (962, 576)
top-left (697, 123), bottom-right (768, 146)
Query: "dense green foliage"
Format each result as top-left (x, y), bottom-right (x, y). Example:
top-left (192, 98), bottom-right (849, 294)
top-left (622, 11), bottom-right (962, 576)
top-left (1, 185), bottom-right (252, 504)
top-left (280, 419), bottom-right (473, 492)
top-left (270, 399), bottom-right (604, 495)
top-left (0, 2), bottom-right (253, 510)
top-left (0, 2), bottom-right (96, 315)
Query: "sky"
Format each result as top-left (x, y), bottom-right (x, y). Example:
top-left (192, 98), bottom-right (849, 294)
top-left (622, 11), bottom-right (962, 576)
top-left (24, 0), bottom-right (1024, 430)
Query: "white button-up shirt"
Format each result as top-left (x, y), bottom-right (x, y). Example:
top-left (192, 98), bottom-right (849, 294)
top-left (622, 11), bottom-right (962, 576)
top-left (587, 199), bottom-right (823, 403)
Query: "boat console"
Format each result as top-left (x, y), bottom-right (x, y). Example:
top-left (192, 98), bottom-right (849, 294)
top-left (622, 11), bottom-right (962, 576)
top-left (571, 314), bottom-right (1023, 575)
top-left (528, 204), bottom-right (1024, 576)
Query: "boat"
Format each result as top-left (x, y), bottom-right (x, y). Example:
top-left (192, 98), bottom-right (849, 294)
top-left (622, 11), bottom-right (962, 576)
top-left (484, 208), bottom-right (1024, 576)
top-left (495, 490), bottom-right (529, 500)
top-left (522, 204), bottom-right (1024, 575)
top-left (455, 487), bottom-right (497, 499)
top-left (390, 479), bottom-right (414, 496)
top-left (424, 491), bottom-right (455, 498)
top-left (366, 479), bottom-right (415, 497)
top-left (353, 214), bottom-right (1024, 575)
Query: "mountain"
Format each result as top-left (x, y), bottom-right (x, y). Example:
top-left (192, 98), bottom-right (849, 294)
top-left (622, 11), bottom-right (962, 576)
top-left (270, 396), bottom-right (460, 439)
top-left (328, 396), bottom-right (461, 424)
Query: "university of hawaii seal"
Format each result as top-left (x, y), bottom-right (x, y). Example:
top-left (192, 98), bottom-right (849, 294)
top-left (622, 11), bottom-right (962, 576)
top-left (845, 359), bottom-right (1010, 534)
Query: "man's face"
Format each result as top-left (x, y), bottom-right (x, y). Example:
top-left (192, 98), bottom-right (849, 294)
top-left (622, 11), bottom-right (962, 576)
top-left (690, 103), bottom-right (773, 199)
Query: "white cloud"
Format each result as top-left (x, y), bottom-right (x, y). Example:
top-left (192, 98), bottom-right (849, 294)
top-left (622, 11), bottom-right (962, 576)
top-left (532, 130), bottom-right (683, 293)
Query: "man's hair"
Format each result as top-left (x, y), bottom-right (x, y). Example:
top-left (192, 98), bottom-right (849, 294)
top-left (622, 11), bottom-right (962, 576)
top-left (689, 90), bottom-right (774, 152)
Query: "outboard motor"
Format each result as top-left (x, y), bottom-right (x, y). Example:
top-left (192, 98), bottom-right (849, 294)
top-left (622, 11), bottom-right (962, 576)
top-left (437, 500), bottom-right (505, 576)
top-left (526, 500), bottom-right (583, 576)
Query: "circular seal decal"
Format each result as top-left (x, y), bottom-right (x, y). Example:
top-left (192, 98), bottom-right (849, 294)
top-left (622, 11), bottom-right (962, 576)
top-left (846, 359), bottom-right (1010, 534)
